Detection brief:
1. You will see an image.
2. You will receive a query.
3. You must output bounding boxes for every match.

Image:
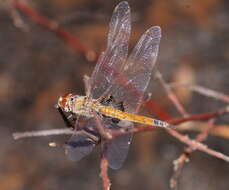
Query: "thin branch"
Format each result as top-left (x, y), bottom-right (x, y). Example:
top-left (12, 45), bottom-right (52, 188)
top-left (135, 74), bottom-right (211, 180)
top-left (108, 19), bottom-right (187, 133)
top-left (168, 105), bottom-right (229, 125)
top-left (178, 122), bottom-right (229, 139)
top-left (13, 128), bottom-right (74, 140)
top-left (166, 127), bottom-right (229, 162)
top-left (169, 82), bottom-right (229, 103)
top-left (100, 152), bottom-right (111, 190)
top-left (12, 0), bottom-right (97, 61)
top-left (170, 119), bottom-right (215, 189)
top-left (155, 71), bottom-right (229, 189)
top-left (155, 70), bottom-right (189, 117)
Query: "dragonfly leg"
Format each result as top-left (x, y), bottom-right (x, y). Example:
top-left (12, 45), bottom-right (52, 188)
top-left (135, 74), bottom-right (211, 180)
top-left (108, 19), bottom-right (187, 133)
top-left (93, 111), bottom-right (112, 140)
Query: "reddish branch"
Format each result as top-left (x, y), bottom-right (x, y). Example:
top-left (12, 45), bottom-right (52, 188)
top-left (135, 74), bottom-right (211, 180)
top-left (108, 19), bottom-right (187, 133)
top-left (168, 106), bottom-right (229, 125)
top-left (12, 0), bottom-right (96, 61)
top-left (100, 153), bottom-right (111, 190)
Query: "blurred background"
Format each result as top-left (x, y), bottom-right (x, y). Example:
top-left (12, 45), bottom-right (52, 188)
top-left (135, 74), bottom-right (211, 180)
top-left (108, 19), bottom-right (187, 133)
top-left (0, 0), bottom-right (229, 189)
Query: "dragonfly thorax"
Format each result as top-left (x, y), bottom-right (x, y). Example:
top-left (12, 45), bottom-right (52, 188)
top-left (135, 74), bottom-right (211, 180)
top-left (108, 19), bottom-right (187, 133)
top-left (58, 93), bottom-right (100, 117)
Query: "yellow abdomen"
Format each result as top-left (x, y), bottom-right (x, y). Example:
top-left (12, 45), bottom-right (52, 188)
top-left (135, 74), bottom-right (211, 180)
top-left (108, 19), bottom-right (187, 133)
top-left (99, 106), bottom-right (168, 128)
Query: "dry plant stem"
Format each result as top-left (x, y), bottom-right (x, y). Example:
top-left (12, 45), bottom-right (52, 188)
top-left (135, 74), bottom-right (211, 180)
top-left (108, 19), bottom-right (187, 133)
top-left (155, 70), bottom-right (189, 117)
top-left (100, 153), bottom-right (111, 190)
top-left (13, 128), bottom-right (73, 140)
top-left (169, 105), bottom-right (229, 125)
top-left (155, 71), bottom-right (228, 189)
top-left (170, 119), bottom-right (215, 189)
top-left (12, 0), bottom-right (96, 61)
top-left (9, 4), bottom-right (29, 31)
top-left (167, 127), bottom-right (229, 161)
top-left (178, 122), bottom-right (229, 139)
top-left (169, 82), bottom-right (229, 103)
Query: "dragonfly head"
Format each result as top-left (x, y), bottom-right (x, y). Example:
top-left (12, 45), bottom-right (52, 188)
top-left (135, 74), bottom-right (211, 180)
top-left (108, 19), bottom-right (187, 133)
top-left (58, 93), bottom-right (76, 112)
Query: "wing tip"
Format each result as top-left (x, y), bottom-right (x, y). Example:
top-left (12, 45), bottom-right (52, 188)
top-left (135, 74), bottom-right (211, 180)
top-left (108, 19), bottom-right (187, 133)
top-left (114, 1), bottom-right (130, 14)
top-left (146, 26), bottom-right (162, 38)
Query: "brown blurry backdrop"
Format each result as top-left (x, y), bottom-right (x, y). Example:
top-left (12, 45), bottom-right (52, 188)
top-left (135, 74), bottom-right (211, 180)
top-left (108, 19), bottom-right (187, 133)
top-left (0, 0), bottom-right (229, 190)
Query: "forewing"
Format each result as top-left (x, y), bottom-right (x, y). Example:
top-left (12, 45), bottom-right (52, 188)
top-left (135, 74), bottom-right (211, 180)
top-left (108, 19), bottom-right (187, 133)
top-left (89, 1), bottom-right (131, 99)
top-left (111, 26), bottom-right (161, 113)
top-left (103, 121), bottom-right (133, 170)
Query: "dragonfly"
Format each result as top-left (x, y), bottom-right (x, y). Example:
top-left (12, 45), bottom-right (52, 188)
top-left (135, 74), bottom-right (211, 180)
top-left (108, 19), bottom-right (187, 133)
top-left (56, 1), bottom-right (173, 170)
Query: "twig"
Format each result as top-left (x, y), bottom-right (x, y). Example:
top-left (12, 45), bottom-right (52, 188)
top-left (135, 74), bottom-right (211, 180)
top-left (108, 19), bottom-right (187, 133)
top-left (170, 119), bottom-right (215, 189)
top-left (167, 127), bottom-right (229, 161)
top-left (155, 70), bottom-right (189, 117)
top-left (178, 122), bottom-right (229, 139)
top-left (169, 82), bottom-right (229, 103)
top-left (155, 71), bottom-right (229, 189)
top-left (9, 2), bottom-right (29, 32)
top-left (12, 0), bottom-right (97, 61)
top-left (168, 105), bottom-right (229, 125)
top-left (100, 152), bottom-right (111, 190)
top-left (13, 128), bottom-right (74, 140)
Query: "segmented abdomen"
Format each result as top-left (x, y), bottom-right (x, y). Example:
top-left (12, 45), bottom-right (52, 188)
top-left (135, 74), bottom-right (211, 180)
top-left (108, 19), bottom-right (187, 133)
top-left (99, 106), bottom-right (168, 128)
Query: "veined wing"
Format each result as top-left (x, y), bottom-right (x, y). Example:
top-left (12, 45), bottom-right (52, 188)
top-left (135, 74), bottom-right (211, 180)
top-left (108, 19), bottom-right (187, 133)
top-left (110, 26), bottom-right (161, 113)
top-left (65, 133), bottom-right (96, 161)
top-left (65, 117), bottom-right (132, 169)
top-left (65, 119), bottom-right (99, 161)
top-left (103, 120), bottom-right (133, 170)
top-left (89, 1), bottom-right (131, 99)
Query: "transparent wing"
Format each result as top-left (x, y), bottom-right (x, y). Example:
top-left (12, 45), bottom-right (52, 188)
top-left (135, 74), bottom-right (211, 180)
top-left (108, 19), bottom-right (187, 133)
top-left (65, 119), bottom-right (99, 161)
top-left (110, 26), bottom-right (161, 113)
top-left (89, 1), bottom-right (131, 99)
top-left (65, 133), bottom-right (96, 161)
top-left (103, 121), bottom-right (133, 170)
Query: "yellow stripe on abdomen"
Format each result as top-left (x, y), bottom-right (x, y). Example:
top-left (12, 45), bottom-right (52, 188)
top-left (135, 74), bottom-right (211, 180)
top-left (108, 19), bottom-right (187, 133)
top-left (99, 106), bottom-right (168, 128)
